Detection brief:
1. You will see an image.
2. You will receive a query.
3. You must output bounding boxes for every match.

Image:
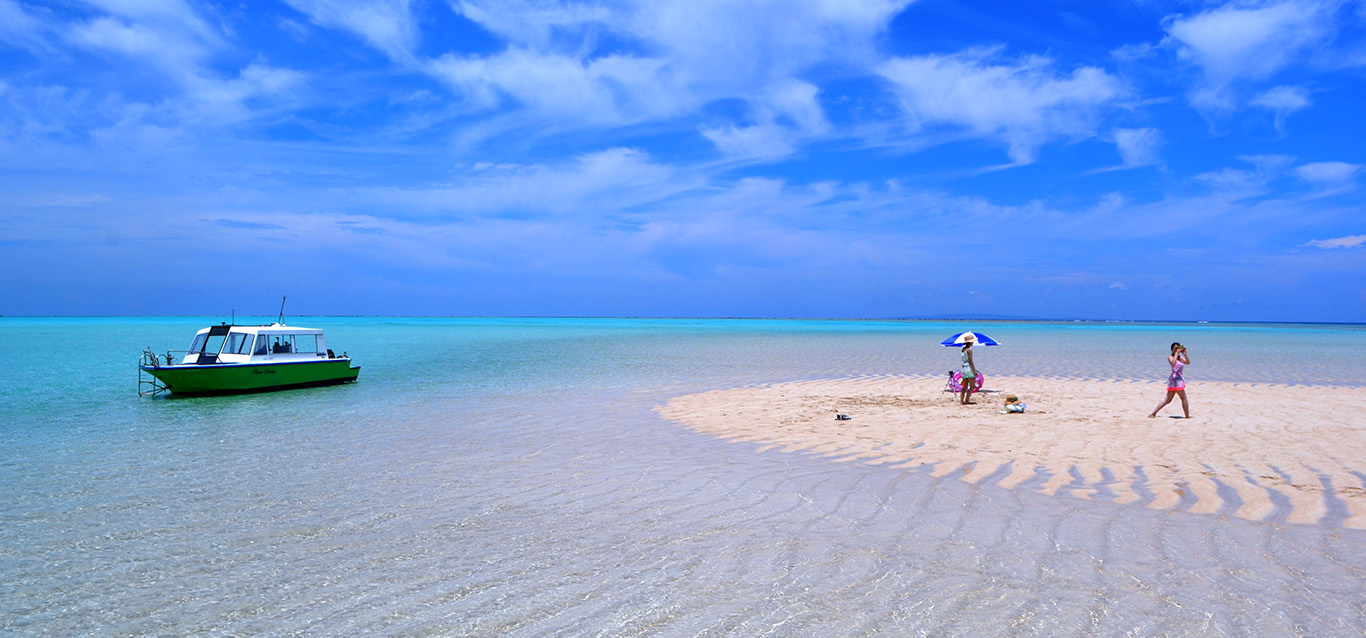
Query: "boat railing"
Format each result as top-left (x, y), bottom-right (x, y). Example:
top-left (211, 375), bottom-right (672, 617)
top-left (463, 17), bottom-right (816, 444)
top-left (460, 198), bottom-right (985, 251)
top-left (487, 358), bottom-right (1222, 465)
top-left (138, 348), bottom-right (168, 396)
top-left (159, 350), bottom-right (192, 366)
top-left (138, 349), bottom-right (192, 396)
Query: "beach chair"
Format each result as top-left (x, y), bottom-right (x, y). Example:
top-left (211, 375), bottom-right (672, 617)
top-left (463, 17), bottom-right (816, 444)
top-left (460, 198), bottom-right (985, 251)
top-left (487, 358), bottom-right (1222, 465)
top-left (943, 370), bottom-right (986, 393)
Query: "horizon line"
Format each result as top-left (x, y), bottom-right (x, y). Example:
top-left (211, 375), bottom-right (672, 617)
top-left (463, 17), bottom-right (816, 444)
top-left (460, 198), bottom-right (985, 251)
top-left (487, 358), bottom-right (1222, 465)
top-left (1, 314), bottom-right (1362, 327)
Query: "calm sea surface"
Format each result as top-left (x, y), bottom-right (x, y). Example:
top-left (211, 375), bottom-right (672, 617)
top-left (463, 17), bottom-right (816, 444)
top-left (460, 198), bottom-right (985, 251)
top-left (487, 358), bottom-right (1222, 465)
top-left (2, 318), bottom-right (1364, 636)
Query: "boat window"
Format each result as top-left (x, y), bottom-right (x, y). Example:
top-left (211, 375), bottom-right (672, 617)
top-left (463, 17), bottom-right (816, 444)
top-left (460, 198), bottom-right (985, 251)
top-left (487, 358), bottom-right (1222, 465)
top-left (188, 333), bottom-right (207, 353)
top-left (204, 333), bottom-right (227, 355)
top-left (253, 335), bottom-right (268, 355)
top-left (293, 334), bottom-right (319, 354)
top-left (269, 335), bottom-right (294, 354)
top-left (225, 332), bottom-right (253, 355)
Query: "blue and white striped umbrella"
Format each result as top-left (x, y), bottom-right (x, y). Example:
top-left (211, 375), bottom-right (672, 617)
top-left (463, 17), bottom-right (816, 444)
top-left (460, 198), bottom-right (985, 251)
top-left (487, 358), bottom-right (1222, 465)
top-left (940, 331), bottom-right (1000, 347)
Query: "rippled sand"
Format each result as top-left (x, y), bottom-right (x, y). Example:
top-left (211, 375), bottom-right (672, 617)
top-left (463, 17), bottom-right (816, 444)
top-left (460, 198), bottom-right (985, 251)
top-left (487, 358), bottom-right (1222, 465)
top-left (659, 376), bottom-right (1366, 529)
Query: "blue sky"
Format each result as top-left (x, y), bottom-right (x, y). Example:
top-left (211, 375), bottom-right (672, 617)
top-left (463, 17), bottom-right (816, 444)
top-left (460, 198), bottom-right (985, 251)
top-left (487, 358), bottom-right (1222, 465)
top-left (1, 0), bottom-right (1364, 320)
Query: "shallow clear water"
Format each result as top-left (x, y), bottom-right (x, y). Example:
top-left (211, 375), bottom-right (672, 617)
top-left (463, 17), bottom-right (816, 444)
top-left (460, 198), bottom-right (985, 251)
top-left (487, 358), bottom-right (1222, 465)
top-left (2, 318), bottom-right (1364, 636)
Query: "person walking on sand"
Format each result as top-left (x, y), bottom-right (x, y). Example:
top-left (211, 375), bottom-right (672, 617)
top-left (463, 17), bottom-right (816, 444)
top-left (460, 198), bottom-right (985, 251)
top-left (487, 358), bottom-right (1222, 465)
top-left (959, 334), bottom-right (979, 405)
top-left (1149, 342), bottom-right (1191, 418)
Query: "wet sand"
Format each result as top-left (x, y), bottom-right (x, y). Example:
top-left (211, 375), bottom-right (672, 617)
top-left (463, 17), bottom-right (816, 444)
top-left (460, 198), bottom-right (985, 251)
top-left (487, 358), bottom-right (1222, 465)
top-left (658, 376), bottom-right (1366, 529)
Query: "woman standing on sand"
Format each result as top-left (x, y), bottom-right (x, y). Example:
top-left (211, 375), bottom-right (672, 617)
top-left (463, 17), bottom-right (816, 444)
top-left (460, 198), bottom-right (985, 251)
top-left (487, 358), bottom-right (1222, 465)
top-left (1149, 342), bottom-right (1191, 418)
top-left (959, 334), bottom-right (979, 405)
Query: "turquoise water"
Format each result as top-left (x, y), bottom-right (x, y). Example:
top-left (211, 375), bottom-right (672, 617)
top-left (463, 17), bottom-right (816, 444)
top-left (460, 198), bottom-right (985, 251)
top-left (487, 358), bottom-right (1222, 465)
top-left (2, 318), bottom-right (1364, 636)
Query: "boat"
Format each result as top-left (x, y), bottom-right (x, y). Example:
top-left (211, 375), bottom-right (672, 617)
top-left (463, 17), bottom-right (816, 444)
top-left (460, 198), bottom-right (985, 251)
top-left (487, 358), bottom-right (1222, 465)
top-left (139, 322), bottom-right (360, 396)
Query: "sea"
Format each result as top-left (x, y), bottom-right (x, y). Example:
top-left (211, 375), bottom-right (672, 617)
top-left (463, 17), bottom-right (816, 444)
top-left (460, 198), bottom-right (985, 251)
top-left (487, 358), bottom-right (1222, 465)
top-left (2, 317), bottom-right (1364, 637)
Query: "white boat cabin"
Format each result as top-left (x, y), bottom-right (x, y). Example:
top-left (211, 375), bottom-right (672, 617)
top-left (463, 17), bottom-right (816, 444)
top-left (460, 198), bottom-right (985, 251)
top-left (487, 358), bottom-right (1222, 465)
top-left (182, 323), bottom-right (341, 365)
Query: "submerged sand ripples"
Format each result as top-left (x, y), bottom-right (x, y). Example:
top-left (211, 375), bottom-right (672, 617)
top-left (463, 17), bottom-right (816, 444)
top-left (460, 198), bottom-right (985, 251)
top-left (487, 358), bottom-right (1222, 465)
top-left (7, 319), bottom-right (1366, 635)
top-left (658, 376), bottom-right (1366, 529)
top-left (6, 383), bottom-right (1366, 635)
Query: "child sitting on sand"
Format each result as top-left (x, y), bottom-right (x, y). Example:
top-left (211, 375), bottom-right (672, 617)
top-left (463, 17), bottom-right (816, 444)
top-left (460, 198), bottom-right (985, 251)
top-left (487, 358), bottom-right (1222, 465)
top-left (1003, 395), bottom-right (1025, 414)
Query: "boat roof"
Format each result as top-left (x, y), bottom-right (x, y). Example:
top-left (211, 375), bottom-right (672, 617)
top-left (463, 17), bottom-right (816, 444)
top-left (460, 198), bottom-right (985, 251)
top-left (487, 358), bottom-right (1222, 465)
top-left (193, 323), bottom-right (325, 336)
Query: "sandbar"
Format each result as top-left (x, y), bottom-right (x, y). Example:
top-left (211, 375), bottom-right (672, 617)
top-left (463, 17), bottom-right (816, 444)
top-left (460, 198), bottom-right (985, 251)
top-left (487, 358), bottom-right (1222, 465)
top-left (657, 376), bottom-right (1366, 528)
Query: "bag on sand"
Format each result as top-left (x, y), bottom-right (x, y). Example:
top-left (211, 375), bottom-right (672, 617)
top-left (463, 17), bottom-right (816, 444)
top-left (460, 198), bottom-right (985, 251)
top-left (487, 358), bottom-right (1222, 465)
top-left (1004, 395), bottom-right (1025, 414)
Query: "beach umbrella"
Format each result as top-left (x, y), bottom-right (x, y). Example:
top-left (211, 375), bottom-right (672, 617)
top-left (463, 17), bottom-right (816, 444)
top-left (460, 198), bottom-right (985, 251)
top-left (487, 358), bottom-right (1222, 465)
top-left (940, 331), bottom-right (1000, 347)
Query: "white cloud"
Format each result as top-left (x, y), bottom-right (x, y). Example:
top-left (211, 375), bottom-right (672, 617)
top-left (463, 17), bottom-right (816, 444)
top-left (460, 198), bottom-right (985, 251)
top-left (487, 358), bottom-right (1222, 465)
top-left (1109, 281), bottom-right (1129, 290)
top-left (1113, 127), bottom-right (1162, 168)
top-left (61, 2), bottom-right (269, 95)
top-left (1163, 0), bottom-right (1335, 112)
top-left (65, 0), bottom-right (224, 74)
top-left (1240, 153), bottom-right (1297, 174)
top-left (1295, 161), bottom-right (1360, 184)
top-left (0, 0), bottom-right (50, 53)
top-left (367, 147), bottom-right (701, 216)
top-left (180, 63), bottom-right (307, 124)
top-left (66, 15), bottom-right (226, 96)
top-left (1305, 234), bottom-right (1366, 248)
top-left (1194, 154), bottom-right (1295, 195)
top-left (1197, 167), bottom-right (1262, 192)
top-left (434, 0), bottom-right (907, 143)
top-left (0, 84), bottom-right (84, 146)
top-left (450, 0), bottom-right (614, 50)
top-left (761, 80), bottom-right (828, 134)
top-left (1251, 83), bottom-right (1305, 108)
top-left (700, 123), bottom-right (797, 161)
top-left (877, 48), bottom-right (1124, 164)
top-left (2, 2), bottom-right (307, 154)
top-left (626, 0), bottom-right (911, 93)
top-left (699, 80), bottom-right (828, 160)
top-left (81, 0), bottom-right (221, 40)
top-left (428, 48), bottom-right (675, 125)
top-left (285, 0), bottom-right (419, 63)
top-left (1251, 85), bottom-right (1311, 128)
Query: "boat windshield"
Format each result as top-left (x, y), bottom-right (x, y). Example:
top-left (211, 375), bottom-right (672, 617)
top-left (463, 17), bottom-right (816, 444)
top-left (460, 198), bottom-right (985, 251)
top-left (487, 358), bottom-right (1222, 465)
top-left (224, 332), bottom-right (254, 355)
top-left (202, 333), bottom-right (226, 355)
top-left (188, 334), bottom-right (207, 353)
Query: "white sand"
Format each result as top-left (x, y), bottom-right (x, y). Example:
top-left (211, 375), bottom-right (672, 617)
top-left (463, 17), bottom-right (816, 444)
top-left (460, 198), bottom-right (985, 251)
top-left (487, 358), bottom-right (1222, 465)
top-left (657, 376), bottom-right (1366, 529)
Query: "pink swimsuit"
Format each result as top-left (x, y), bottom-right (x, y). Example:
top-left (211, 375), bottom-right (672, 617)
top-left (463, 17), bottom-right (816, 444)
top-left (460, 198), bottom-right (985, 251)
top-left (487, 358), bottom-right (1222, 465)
top-left (1167, 359), bottom-right (1186, 391)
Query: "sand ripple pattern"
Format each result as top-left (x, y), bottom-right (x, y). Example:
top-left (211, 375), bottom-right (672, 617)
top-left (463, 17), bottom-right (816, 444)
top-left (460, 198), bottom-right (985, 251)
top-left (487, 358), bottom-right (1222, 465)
top-left (659, 376), bottom-right (1366, 529)
top-left (6, 386), bottom-right (1366, 635)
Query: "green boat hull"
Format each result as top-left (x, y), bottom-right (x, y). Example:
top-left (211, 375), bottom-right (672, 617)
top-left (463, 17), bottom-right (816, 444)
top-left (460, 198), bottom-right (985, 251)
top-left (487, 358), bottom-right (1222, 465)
top-left (141, 359), bottom-right (360, 396)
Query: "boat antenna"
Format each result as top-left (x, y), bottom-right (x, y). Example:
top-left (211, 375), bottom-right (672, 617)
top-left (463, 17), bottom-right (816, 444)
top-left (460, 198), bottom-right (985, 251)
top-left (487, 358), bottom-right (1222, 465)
top-left (277, 295), bottom-right (287, 325)
top-left (231, 308), bottom-right (235, 325)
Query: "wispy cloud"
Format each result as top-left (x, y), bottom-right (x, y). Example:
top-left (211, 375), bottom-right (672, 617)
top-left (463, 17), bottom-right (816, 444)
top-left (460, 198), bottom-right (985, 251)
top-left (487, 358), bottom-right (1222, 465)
top-left (1163, 0), bottom-right (1338, 113)
top-left (699, 80), bottom-right (829, 161)
top-left (349, 147), bottom-right (701, 218)
top-left (0, 1), bottom-right (308, 156)
top-left (450, 0), bottom-right (614, 50)
top-left (0, 0), bottom-right (51, 53)
top-left (1305, 234), bottom-right (1366, 248)
top-left (1191, 154), bottom-right (1295, 198)
top-left (2, 0), bottom-right (1364, 319)
top-left (284, 0), bottom-right (419, 63)
top-left (427, 47), bottom-right (677, 125)
top-left (426, 0), bottom-right (908, 150)
top-left (1113, 127), bottom-right (1163, 169)
top-left (1295, 161), bottom-right (1360, 186)
top-left (700, 123), bottom-right (799, 162)
top-left (1252, 85), bottom-right (1311, 129)
top-left (878, 47), bottom-right (1124, 164)
top-left (65, 0), bottom-right (225, 79)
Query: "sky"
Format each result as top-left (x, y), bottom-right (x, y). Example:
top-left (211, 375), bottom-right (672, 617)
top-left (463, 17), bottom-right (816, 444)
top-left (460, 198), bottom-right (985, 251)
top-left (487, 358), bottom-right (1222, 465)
top-left (1, 0), bottom-right (1364, 321)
